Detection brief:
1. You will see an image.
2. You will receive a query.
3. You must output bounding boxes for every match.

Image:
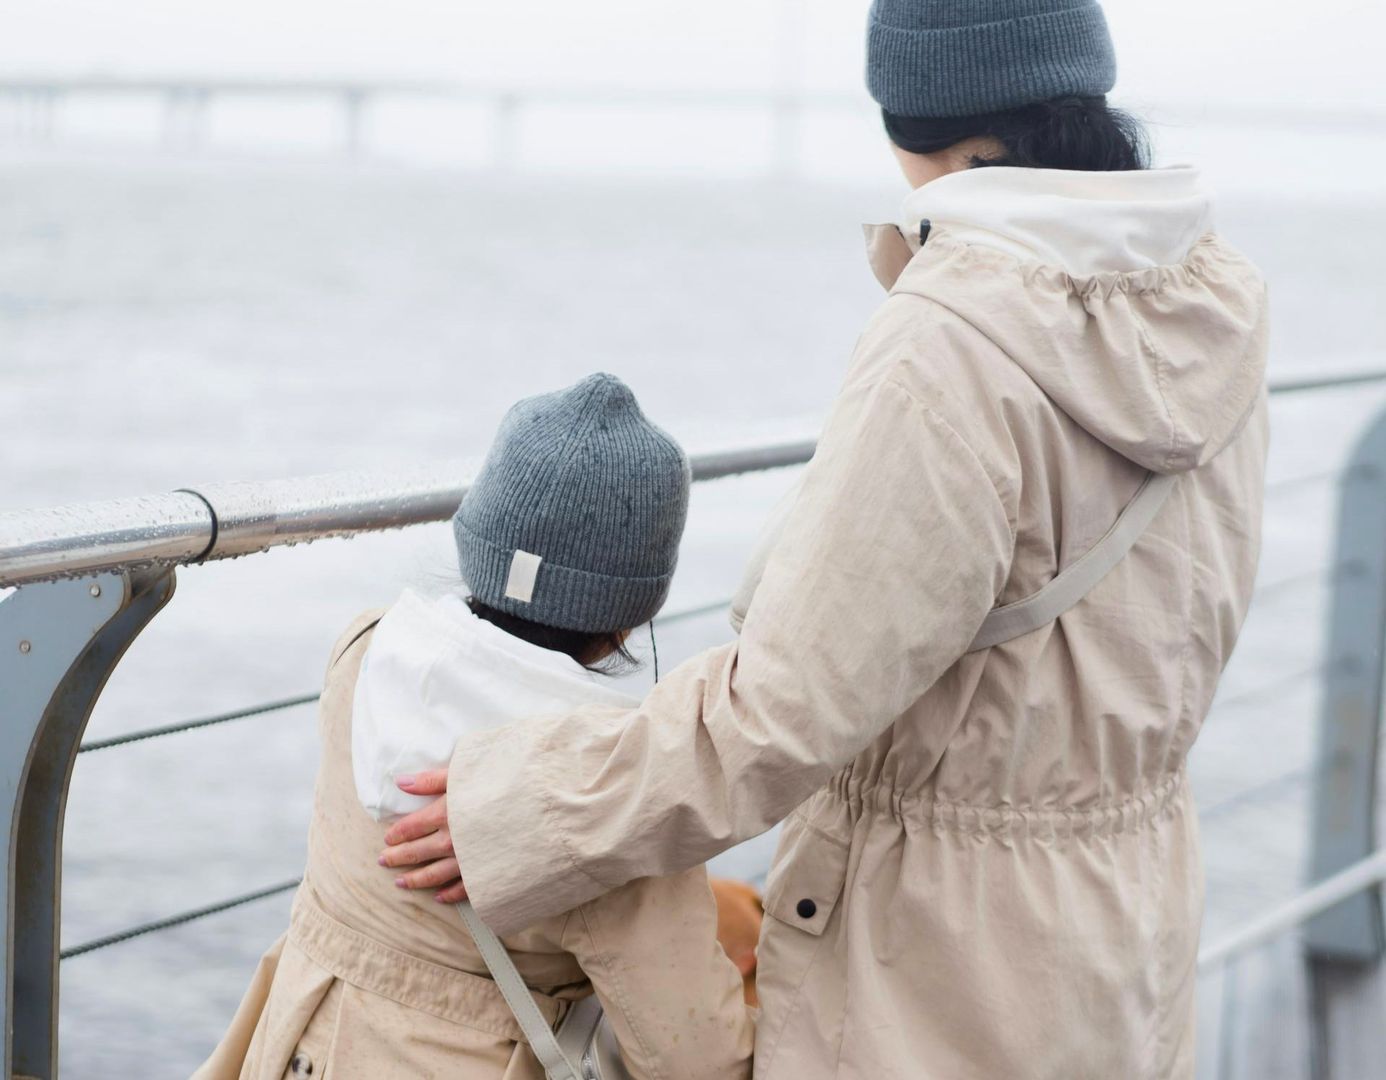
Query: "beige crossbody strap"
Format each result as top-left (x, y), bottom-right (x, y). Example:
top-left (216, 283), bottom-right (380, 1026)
top-left (456, 901), bottom-right (584, 1080)
top-left (968, 471), bottom-right (1177, 653)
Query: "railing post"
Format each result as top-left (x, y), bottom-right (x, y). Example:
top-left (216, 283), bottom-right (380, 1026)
top-left (161, 88), bottom-right (185, 150)
top-left (22, 89), bottom-right (48, 144)
top-left (1306, 409), bottom-right (1386, 960)
top-left (342, 88), bottom-right (367, 158)
top-left (492, 93), bottom-right (520, 172)
top-left (30, 88), bottom-right (58, 144)
top-left (769, 96), bottom-right (800, 180)
top-left (1, 568), bottom-right (175, 1079)
top-left (162, 87), bottom-right (210, 151)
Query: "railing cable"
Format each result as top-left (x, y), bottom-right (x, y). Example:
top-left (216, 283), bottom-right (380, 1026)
top-left (1265, 463), bottom-right (1379, 496)
top-left (1251, 566), bottom-right (1340, 599)
top-left (1199, 764), bottom-right (1312, 823)
top-left (59, 878), bottom-right (301, 960)
top-left (654, 597), bottom-right (731, 627)
top-left (75, 597), bottom-right (735, 755)
top-left (1266, 371), bottom-right (1386, 395)
top-left (77, 693), bottom-right (321, 754)
top-left (1208, 661), bottom-right (1330, 713)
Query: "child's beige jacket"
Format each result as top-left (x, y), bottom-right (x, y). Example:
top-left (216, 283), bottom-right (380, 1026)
top-left (192, 614), bottom-right (753, 1080)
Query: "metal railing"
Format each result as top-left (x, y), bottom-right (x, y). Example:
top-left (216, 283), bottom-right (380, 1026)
top-left (3, 375), bottom-right (1386, 1077)
top-left (0, 436), bottom-right (816, 589)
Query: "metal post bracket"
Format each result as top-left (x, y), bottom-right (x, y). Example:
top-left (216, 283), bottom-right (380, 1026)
top-left (1, 568), bottom-right (175, 1079)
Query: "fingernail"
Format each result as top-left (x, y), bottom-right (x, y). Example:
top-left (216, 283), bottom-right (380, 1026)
top-left (433, 893), bottom-right (447, 903)
top-left (394, 877), bottom-right (406, 888)
top-left (395, 774), bottom-right (415, 788)
top-left (377, 854), bottom-right (386, 866)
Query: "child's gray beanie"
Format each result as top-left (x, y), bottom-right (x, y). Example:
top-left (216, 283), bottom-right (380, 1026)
top-left (453, 373), bottom-right (690, 633)
top-left (867, 0), bottom-right (1117, 118)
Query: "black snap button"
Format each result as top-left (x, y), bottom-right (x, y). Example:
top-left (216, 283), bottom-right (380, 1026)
top-left (796, 898), bottom-right (817, 920)
top-left (290, 1052), bottom-right (313, 1076)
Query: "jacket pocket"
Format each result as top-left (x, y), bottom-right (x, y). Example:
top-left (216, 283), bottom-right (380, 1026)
top-left (756, 813), bottom-right (852, 1074)
top-left (762, 812), bottom-right (850, 937)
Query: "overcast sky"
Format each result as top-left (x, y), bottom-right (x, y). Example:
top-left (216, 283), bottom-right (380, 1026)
top-left (4, 0), bottom-right (1383, 111)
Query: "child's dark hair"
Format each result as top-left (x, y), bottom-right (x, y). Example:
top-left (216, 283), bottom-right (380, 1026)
top-left (883, 95), bottom-right (1149, 173)
top-left (466, 596), bottom-right (639, 675)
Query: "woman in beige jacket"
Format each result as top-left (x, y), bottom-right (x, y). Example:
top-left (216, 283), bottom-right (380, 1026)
top-left (383, 3), bottom-right (1269, 1077)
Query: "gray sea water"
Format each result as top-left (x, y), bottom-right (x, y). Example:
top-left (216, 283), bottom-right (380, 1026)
top-left (3, 149), bottom-right (1386, 1077)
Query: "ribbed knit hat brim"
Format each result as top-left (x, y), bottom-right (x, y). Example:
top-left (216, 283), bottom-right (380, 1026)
top-left (867, 0), bottom-right (1117, 118)
top-left (455, 519), bottom-right (676, 633)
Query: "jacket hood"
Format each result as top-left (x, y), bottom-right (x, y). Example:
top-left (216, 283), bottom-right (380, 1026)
top-left (866, 167), bottom-right (1269, 474)
top-left (351, 588), bottom-right (635, 821)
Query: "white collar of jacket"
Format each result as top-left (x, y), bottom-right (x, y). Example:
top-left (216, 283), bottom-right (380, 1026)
top-left (866, 165), bottom-right (1213, 289)
top-left (351, 588), bottom-right (637, 821)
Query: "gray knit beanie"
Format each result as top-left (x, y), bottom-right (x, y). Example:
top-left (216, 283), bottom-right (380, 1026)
top-left (867, 0), bottom-right (1117, 118)
top-left (453, 373), bottom-right (690, 633)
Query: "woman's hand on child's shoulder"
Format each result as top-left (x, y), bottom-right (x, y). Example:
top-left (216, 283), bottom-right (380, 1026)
top-left (379, 768), bottom-right (468, 903)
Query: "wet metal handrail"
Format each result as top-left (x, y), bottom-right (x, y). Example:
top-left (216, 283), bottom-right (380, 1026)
top-left (4, 371), bottom-right (1385, 590)
top-left (0, 436), bottom-right (817, 589)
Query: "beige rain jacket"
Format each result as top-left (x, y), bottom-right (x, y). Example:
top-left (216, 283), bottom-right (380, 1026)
top-left (445, 173), bottom-right (1270, 1079)
top-left (193, 616), bottom-right (753, 1080)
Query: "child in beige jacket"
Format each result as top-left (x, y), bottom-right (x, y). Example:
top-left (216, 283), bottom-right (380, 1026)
top-left (194, 374), bottom-right (754, 1080)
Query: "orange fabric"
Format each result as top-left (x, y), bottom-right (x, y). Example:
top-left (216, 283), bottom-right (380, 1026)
top-left (711, 878), bottom-right (764, 1006)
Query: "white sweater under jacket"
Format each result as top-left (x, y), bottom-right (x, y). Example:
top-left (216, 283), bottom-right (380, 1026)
top-left (351, 587), bottom-right (637, 821)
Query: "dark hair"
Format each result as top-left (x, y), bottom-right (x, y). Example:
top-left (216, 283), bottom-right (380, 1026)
top-left (466, 596), bottom-right (639, 675)
top-left (883, 96), bottom-right (1149, 172)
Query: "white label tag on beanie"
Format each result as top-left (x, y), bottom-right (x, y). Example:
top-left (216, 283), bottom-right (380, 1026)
top-left (504, 550), bottom-right (542, 604)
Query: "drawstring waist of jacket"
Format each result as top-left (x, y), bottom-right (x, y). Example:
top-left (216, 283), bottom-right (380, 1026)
top-left (823, 766), bottom-right (1190, 841)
